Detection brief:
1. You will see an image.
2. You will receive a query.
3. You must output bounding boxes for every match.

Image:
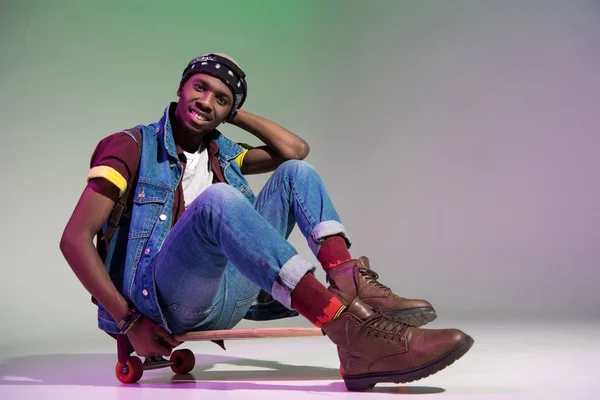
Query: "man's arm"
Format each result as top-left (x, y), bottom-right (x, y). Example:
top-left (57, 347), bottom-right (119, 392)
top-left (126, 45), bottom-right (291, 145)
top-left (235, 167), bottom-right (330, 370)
top-left (60, 132), bottom-right (179, 356)
top-left (59, 186), bottom-right (130, 323)
top-left (229, 109), bottom-right (310, 175)
top-left (60, 185), bottom-right (179, 356)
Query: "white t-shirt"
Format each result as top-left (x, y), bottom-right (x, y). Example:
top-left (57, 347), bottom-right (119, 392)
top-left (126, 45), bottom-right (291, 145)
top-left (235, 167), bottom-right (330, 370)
top-left (182, 144), bottom-right (214, 208)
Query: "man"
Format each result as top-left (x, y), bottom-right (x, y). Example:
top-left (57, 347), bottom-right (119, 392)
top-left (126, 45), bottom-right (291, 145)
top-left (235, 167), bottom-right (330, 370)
top-left (60, 53), bottom-right (473, 391)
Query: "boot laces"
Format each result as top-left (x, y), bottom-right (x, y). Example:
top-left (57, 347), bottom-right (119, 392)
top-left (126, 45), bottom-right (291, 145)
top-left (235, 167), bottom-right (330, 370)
top-left (358, 268), bottom-right (391, 293)
top-left (361, 312), bottom-right (409, 340)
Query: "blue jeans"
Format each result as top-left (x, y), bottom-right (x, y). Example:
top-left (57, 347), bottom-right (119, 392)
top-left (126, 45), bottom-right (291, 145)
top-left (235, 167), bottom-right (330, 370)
top-left (154, 160), bottom-right (350, 334)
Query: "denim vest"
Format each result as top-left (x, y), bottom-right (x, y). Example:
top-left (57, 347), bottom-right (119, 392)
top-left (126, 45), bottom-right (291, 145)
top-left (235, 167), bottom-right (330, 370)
top-left (96, 105), bottom-right (295, 334)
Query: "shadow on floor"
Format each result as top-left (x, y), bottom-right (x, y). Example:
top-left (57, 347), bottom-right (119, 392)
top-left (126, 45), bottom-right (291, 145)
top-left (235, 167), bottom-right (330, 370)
top-left (0, 352), bottom-right (445, 394)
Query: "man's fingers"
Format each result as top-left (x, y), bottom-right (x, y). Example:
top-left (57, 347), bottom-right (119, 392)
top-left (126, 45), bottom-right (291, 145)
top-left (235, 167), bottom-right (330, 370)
top-left (130, 321), bottom-right (180, 357)
top-left (163, 334), bottom-right (182, 348)
top-left (150, 341), bottom-right (172, 357)
top-left (156, 327), bottom-right (182, 348)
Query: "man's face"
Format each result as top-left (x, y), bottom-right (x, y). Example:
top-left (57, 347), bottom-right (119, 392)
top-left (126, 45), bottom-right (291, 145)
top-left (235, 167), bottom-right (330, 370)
top-left (175, 73), bottom-right (234, 135)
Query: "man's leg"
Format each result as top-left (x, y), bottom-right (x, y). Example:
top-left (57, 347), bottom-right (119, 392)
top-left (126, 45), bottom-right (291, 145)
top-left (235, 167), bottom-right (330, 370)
top-left (253, 160), bottom-right (347, 253)
top-left (153, 181), bottom-right (472, 389)
top-left (154, 182), bottom-right (345, 334)
top-left (253, 160), bottom-right (436, 326)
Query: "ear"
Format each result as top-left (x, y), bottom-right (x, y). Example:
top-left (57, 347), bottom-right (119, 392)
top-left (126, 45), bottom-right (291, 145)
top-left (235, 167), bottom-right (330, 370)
top-left (176, 86), bottom-right (182, 97)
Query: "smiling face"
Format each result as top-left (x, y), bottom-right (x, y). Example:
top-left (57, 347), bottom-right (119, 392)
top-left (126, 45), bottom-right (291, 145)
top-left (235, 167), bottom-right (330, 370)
top-left (174, 73), bottom-right (234, 135)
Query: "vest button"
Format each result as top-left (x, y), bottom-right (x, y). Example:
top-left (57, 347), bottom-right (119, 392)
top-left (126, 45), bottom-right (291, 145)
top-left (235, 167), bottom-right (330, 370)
top-left (142, 289), bottom-right (149, 296)
top-left (144, 248), bottom-right (151, 255)
top-left (159, 214), bottom-right (167, 221)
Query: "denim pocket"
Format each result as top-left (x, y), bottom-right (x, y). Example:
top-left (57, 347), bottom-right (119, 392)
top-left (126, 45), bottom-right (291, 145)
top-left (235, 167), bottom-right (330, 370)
top-left (132, 180), bottom-right (170, 204)
top-left (130, 180), bottom-right (170, 239)
top-left (164, 303), bottom-right (214, 333)
top-left (224, 292), bottom-right (259, 329)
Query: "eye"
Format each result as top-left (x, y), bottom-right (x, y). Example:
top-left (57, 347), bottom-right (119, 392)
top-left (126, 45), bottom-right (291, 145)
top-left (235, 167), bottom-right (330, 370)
top-left (194, 84), bottom-right (205, 92)
top-left (216, 96), bottom-right (228, 106)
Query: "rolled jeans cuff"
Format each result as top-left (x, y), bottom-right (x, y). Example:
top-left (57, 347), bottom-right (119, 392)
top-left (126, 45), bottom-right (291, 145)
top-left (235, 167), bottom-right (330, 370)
top-left (308, 220), bottom-right (352, 256)
top-left (271, 255), bottom-right (316, 310)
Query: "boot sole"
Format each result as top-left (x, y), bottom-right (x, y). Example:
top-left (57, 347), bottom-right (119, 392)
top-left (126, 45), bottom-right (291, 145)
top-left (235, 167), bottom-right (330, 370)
top-left (342, 333), bottom-right (474, 391)
top-left (383, 307), bottom-right (437, 327)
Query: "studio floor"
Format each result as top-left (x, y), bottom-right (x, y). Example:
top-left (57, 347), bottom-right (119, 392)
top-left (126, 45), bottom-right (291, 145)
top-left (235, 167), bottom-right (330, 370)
top-left (1, 320), bottom-right (598, 400)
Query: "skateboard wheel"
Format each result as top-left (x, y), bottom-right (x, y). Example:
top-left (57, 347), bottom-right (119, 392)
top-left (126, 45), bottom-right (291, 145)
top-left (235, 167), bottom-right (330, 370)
top-left (339, 365), bottom-right (344, 377)
top-left (170, 349), bottom-right (195, 374)
top-left (115, 356), bottom-right (143, 384)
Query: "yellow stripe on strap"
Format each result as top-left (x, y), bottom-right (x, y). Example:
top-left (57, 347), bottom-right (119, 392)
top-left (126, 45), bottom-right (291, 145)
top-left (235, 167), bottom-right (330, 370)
top-left (87, 166), bottom-right (127, 196)
top-left (234, 149), bottom-right (249, 168)
top-left (234, 143), bottom-right (254, 168)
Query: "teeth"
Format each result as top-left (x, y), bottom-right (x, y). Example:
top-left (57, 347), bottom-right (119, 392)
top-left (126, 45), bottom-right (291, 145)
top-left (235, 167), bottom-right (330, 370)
top-left (191, 110), bottom-right (208, 121)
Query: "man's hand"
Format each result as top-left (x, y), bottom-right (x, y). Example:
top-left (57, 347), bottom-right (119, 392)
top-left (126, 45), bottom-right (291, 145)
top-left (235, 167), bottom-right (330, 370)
top-left (224, 110), bottom-right (238, 124)
top-left (226, 109), bottom-right (309, 174)
top-left (126, 317), bottom-right (182, 357)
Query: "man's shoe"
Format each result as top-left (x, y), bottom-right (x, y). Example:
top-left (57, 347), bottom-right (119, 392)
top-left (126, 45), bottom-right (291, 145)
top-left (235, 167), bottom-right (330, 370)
top-left (327, 256), bottom-right (437, 326)
top-left (321, 298), bottom-right (473, 391)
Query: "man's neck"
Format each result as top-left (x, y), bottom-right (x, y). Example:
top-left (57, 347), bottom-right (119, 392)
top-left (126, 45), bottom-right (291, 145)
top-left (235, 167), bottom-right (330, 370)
top-left (170, 106), bottom-right (209, 153)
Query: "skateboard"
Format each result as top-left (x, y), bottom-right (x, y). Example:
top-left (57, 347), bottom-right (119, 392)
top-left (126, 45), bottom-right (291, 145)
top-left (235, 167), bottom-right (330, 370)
top-left (115, 327), bottom-right (324, 383)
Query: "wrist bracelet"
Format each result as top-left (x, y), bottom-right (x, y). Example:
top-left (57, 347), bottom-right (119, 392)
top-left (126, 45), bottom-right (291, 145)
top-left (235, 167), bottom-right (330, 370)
top-left (117, 308), bottom-right (142, 335)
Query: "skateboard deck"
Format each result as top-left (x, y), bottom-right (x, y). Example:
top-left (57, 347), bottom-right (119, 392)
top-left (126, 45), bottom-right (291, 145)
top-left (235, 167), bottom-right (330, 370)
top-left (175, 327), bottom-right (323, 341)
top-left (116, 327), bottom-right (324, 384)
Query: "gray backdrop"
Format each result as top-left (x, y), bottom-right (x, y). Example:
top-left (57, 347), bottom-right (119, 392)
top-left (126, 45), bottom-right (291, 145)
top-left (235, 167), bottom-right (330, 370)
top-left (1, 0), bottom-right (599, 347)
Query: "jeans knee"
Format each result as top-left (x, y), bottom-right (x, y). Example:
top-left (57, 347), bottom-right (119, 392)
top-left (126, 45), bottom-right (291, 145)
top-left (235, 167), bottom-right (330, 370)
top-left (196, 182), bottom-right (247, 209)
top-left (277, 159), bottom-right (316, 178)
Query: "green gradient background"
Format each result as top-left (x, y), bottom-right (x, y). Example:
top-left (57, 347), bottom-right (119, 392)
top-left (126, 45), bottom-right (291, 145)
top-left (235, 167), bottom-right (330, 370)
top-left (1, 1), bottom-right (599, 346)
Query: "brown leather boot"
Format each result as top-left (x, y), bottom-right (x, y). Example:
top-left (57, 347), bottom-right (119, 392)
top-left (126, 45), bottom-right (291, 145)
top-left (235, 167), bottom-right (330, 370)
top-left (321, 298), bottom-right (473, 391)
top-left (327, 256), bottom-right (437, 326)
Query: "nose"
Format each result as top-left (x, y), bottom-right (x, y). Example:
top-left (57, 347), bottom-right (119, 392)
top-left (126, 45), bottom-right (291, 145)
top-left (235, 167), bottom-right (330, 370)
top-left (197, 92), bottom-right (214, 113)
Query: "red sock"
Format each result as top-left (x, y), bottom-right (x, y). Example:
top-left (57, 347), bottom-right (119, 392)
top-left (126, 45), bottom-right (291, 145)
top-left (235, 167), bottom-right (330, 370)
top-left (291, 272), bottom-right (346, 327)
top-left (317, 235), bottom-right (352, 272)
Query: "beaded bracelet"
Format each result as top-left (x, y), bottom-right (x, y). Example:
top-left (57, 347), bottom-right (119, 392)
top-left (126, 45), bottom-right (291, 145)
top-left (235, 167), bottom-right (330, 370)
top-left (117, 308), bottom-right (143, 335)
